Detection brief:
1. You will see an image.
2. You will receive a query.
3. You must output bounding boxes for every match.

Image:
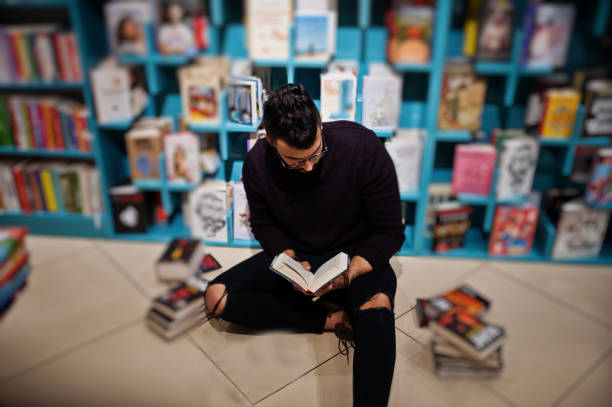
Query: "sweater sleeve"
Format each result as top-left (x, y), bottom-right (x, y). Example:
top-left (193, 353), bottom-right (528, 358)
top-left (242, 155), bottom-right (296, 256)
top-left (353, 131), bottom-right (405, 269)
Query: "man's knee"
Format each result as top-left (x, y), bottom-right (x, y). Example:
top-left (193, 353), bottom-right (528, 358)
top-left (359, 292), bottom-right (392, 311)
top-left (205, 283), bottom-right (228, 316)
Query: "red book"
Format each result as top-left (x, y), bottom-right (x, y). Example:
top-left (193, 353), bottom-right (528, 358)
top-left (488, 205), bottom-right (539, 256)
top-left (0, 252), bottom-right (28, 287)
top-left (452, 144), bottom-right (497, 196)
top-left (10, 166), bottom-right (31, 214)
top-left (50, 106), bottom-right (65, 149)
top-left (51, 33), bottom-right (66, 81)
top-left (66, 33), bottom-right (82, 81)
top-left (36, 103), bottom-right (48, 149)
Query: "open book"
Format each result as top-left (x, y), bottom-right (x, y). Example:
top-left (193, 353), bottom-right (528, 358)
top-left (270, 252), bottom-right (349, 294)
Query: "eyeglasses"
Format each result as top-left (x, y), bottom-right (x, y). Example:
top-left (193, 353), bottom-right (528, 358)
top-left (278, 136), bottom-right (327, 170)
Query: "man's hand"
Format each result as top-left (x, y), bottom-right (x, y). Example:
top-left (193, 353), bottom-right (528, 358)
top-left (313, 272), bottom-right (348, 297)
top-left (291, 260), bottom-right (315, 295)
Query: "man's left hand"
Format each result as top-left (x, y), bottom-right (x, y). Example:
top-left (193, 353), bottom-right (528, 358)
top-left (314, 271), bottom-right (349, 297)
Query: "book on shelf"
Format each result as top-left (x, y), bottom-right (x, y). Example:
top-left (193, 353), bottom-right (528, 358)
top-left (90, 58), bottom-right (148, 124)
top-left (586, 148), bottom-right (612, 205)
top-left (361, 74), bottom-right (402, 131)
top-left (451, 143), bottom-right (497, 196)
top-left (542, 187), bottom-right (581, 226)
top-left (583, 79), bottom-right (612, 138)
top-left (133, 116), bottom-right (174, 134)
top-left (109, 185), bottom-right (153, 234)
top-left (156, 0), bottom-right (209, 55)
top-left (521, 2), bottom-right (575, 69)
top-left (570, 146), bottom-right (599, 184)
top-left (538, 88), bottom-right (580, 139)
top-left (293, 9), bottom-right (337, 61)
top-left (199, 133), bottom-right (221, 175)
top-left (320, 72), bottom-right (357, 122)
top-left (230, 59), bottom-right (253, 77)
top-left (476, 0), bottom-right (514, 61)
top-left (431, 338), bottom-right (503, 379)
top-left (1, 95), bottom-right (91, 152)
top-left (462, 0), bottom-right (484, 58)
top-left (295, 0), bottom-right (336, 11)
top-left (233, 181), bottom-right (255, 241)
top-left (432, 201), bottom-right (472, 253)
top-left (147, 274), bottom-right (209, 340)
top-left (572, 67), bottom-right (608, 100)
top-left (429, 307), bottom-right (506, 361)
top-left (227, 76), bottom-right (263, 126)
top-left (178, 57), bottom-right (230, 126)
top-left (496, 134), bottom-right (539, 201)
top-left (155, 238), bottom-right (204, 281)
top-left (425, 183), bottom-right (453, 239)
top-left (245, 0), bottom-right (291, 60)
top-left (164, 132), bottom-right (201, 184)
top-left (385, 3), bottom-right (434, 64)
top-left (188, 179), bottom-right (229, 243)
top-left (551, 199), bottom-right (610, 260)
top-left (270, 252), bottom-right (349, 294)
top-left (385, 129), bottom-right (424, 194)
top-left (0, 25), bottom-right (82, 83)
top-left (0, 160), bottom-right (102, 217)
top-left (524, 73), bottom-right (571, 129)
top-left (437, 59), bottom-right (487, 133)
top-left (414, 285), bottom-right (490, 328)
top-left (0, 227), bottom-right (26, 266)
top-left (104, 0), bottom-right (154, 56)
top-left (126, 128), bottom-right (163, 181)
top-left (199, 253), bottom-right (221, 273)
top-left (327, 59), bottom-right (359, 77)
top-left (488, 192), bottom-right (541, 257)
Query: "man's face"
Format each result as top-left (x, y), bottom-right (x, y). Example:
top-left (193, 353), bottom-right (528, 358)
top-left (271, 126), bottom-right (323, 173)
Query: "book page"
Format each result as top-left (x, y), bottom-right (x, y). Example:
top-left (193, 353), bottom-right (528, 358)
top-left (311, 252), bottom-right (348, 293)
top-left (271, 253), bottom-right (314, 290)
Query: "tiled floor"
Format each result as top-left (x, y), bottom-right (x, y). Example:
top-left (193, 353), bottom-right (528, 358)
top-left (1, 236), bottom-right (611, 406)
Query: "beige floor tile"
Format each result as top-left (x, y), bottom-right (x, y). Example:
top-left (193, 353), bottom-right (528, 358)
top-left (489, 260), bottom-right (612, 327)
top-left (189, 319), bottom-right (340, 403)
top-left (557, 349), bottom-right (612, 407)
top-left (395, 265), bottom-right (612, 406)
top-left (0, 248), bottom-right (148, 381)
top-left (0, 322), bottom-right (250, 406)
top-left (94, 239), bottom-right (259, 298)
top-left (393, 256), bottom-right (485, 317)
top-left (258, 330), bottom-right (508, 407)
top-left (25, 234), bottom-right (95, 267)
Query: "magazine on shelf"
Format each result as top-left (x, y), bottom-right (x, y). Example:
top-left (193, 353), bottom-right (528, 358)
top-left (488, 192), bottom-right (541, 257)
top-left (496, 135), bottom-right (539, 201)
top-left (385, 129), bottom-right (424, 193)
top-left (233, 181), bottom-right (255, 241)
top-left (293, 10), bottom-right (337, 61)
top-left (362, 74), bottom-right (402, 131)
top-left (188, 179), bottom-right (229, 243)
top-left (320, 72), bottom-right (357, 122)
top-left (476, 1), bottom-right (514, 61)
top-left (386, 4), bottom-right (434, 64)
top-left (164, 132), bottom-right (201, 184)
top-left (104, 1), bottom-right (153, 56)
top-left (245, 0), bottom-right (291, 60)
top-left (156, 0), bottom-right (208, 55)
top-left (523, 3), bottom-right (575, 68)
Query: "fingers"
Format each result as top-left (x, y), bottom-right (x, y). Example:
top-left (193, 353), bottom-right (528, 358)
top-left (299, 261), bottom-right (311, 271)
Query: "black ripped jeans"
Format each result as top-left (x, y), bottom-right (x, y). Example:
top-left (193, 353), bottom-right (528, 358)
top-left (209, 248), bottom-right (397, 407)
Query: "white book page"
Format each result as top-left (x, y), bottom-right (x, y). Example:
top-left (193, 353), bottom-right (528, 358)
top-left (272, 253), bottom-right (314, 290)
top-left (311, 252), bottom-right (348, 293)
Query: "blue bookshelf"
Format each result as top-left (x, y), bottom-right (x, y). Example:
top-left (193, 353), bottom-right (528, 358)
top-left (1, 0), bottom-right (611, 265)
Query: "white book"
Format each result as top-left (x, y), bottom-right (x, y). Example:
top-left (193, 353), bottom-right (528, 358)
top-left (385, 129), bottom-right (425, 192)
top-left (34, 33), bottom-right (58, 82)
top-left (164, 132), bottom-right (201, 184)
top-left (232, 181), bottom-right (254, 241)
top-left (90, 58), bottom-right (133, 124)
top-left (496, 136), bottom-right (539, 200)
top-left (188, 180), bottom-right (229, 242)
top-left (320, 72), bottom-right (357, 122)
top-left (104, 1), bottom-right (153, 56)
top-left (362, 74), bottom-right (402, 131)
top-left (246, 0), bottom-right (291, 60)
top-left (327, 59), bottom-right (359, 76)
top-left (270, 252), bottom-right (349, 294)
top-left (88, 167), bottom-right (103, 215)
top-left (552, 199), bottom-right (610, 260)
top-left (293, 10), bottom-right (337, 61)
top-left (72, 164), bottom-right (92, 216)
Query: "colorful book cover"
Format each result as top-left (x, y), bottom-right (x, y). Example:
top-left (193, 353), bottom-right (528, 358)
top-left (10, 165), bottom-right (31, 214)
top-left (538, 88), bottom-right (580, 138)
top-left (488, 205), bottom-right (540, 256)
top-left (126, 128), bottom-right (163, 181)
top-left (585, 148), bottom-right (612, 205)
top-left (362, 74), bottom-right (402, 131)
top-left (49, 166), bottom-right (65, 213)
top-left (178, 64), bottom-right (222, 125)
top-left (320, 72), bottom-right (357, 122)
top-left (451, 144), bottom-right (497, 196)
top-left (415, 284), bottom-right (490, 328)
top-left (476, 1), bottom-right (513, 61)
top-left (164, 132), bottom-right (200, 184)
top-left (157, 0), bottom-right (209, 55)
top-left (104, 1), bottom-right (152, 56)
top-left (109, 185), bottom-right (149, 233)
top-left (40, 168), bottom-right (58, 212)
top-left (0, 227), bottom-right (27, 264)
top-left (432, 202), bottom-right (472, 253)
top-left (386, 5), bottom-right (433, 64)
top-left (293, 10), bottom-right (336, 61)
top-left (524, 3), bottom-right (575, 68)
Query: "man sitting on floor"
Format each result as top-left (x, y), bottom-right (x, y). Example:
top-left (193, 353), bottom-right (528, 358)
top-left (205, 83), bottom-right (404, 406)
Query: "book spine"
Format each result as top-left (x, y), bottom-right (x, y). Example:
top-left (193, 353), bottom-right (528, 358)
top-left (24, 33), bottom-right (39, 81)
top-left (28, 171), bottom-right (43, 211)
top-left (32, 34), bottom-right (47, 82)
top-left (68, 170), bottom-right (82, 213)
top-left (8, 33), bottom-right (25, 81)
top-left (7, 97), bottom-right (21, 148)
top-left (20, 101), bottom-right (34, 148)
top-left (51, 33), bottom-right (66, 81)
top-left (33, 169), bottom-right (47, 211)
top-left (58, 33), bottom-right (73, 81)
top-left (68, 111), bottom-right (78, 149)
top-left (0, 96), bottom-right (13, 146)
top-left (50, 168), bottom-right (65, 212)
top-left (66, 33), bottom-right (82, 82)
top-left (50, 106), bottom-right (65, 149)
top-left (42, 103), bottom-right (55, 149)
top-left (27, 101), bottom-right (42, 148)
top-left (36, 103), bottom-right (48, 149)
top-left (11, 166), bottom-right (31, 214)
top-left (59, 108), bottom-right (72, 149)
top-left (59, 171), bottom-right (74, 212)
top-left (40, 169), bottom-right (58, 212)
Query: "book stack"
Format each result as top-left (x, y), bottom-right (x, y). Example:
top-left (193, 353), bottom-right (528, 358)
top-left (0, 160), bottom-right (103, 216)
top-left (0, 95), bottom-right (91, 152)
top-left (415, 285), bottom-right (505, 379)
top-left (0, 227), bottom-right (32, 313)
top-left (146, 239), bottom-right (221, 340)
top-left (0, 25), bottom-right (83, 84)
top-left (432, 201), bottom-right (472, 253)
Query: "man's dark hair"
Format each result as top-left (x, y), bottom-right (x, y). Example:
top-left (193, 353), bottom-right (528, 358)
top-left (263, 83), bottom-right (321, 149)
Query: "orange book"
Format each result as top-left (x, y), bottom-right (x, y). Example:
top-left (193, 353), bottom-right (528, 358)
top-left (41, 102), bottom-right (55, 149)
top-left (50, 106), bottom-right (65, 149)
top-left (538, 88), bottom-right (580, 138)
top-left (9, 33), bottom-right (26, 81)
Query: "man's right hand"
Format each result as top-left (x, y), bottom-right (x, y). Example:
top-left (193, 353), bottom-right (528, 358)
top-left (283, 249), bottom-right (314, 295)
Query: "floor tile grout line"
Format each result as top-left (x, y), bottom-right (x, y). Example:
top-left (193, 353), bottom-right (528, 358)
top-left (253, 350), bottom-right (343, 405)
top-left (0, 316), bottom-right (142, 386)
top-left (30, 243), bottom-right (97, 272)
top-left (394, 305), bottom-right (414, 321)
top-left (489, 264), bottom-right (612, 331)
top-left (187, 335), bottom-right (255, 406)
top-left (475, 382), bottom-right (517, 407)
top-left (551, 346), bottom-right (612, 407)
top-left (94, 242), bottom-right (153, 301)
top-left (395, 326), bottom-right (426, 347)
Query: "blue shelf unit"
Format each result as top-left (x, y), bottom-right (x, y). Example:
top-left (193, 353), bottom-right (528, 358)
top-left (1, 0), bottom-right (611, 266)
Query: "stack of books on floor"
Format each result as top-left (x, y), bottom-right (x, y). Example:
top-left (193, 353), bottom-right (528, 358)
top-left (145, 238), bottom-right (221, 340)
top-left (415, 285), bottom-right (506, 379)
top-left (0, 227), bottom-right (32, 313)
